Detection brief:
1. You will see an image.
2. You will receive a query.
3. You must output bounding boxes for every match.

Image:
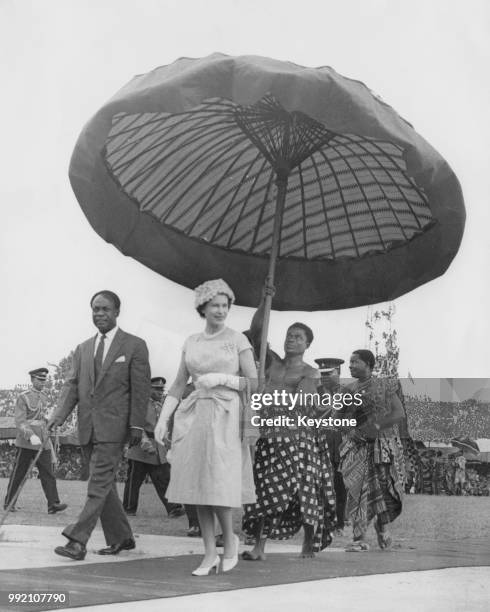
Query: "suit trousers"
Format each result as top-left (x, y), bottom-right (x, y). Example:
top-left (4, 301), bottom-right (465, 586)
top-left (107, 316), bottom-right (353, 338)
top-left (4, 447), bottom-right (59, 509)
top-left (333, 466), bottom-right (347, 529)
top-left (63, 442), bottom-right (132, 546)
top-left (185, 504), bottom-right (200, 528)
top-left (123, 459), bottom-right (178, 514)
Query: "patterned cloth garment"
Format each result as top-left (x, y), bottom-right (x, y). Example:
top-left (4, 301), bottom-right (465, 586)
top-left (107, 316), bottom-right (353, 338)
top-left (339, 377), bottom-right (405, 539)
top-left (242, 433), bottom-right (336, 551)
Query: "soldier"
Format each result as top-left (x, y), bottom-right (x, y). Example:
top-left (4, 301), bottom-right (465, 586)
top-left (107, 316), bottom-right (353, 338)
top-left (123, 377), bottom-right (184, 518)
top-left (314, 360), bottom-right (347, 536)
top-left (4, 368), bottom-right (67, 514)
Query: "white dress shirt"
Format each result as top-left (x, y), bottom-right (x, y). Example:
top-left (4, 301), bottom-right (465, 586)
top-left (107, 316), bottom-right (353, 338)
top-left (93, 326), bottom-right (119, 363)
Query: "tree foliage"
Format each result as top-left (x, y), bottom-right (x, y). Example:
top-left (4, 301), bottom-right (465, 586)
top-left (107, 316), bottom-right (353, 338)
top-left (44, 352), bottom-right (77, 434)
top-left (365, 303), bottom-right (399, 378)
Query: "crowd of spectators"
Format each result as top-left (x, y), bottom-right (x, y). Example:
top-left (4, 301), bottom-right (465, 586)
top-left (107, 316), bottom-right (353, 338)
top-left (411, 449), bottom-right (490, 496)
top-left (465, 467), bottom-right (490, 496)
top-left (406, 396), bottom-right (490, 440)
top-left (3, 381), bottom-right (490, 438)
top-left (0, 441), bottom-right (129, 482)
top-left (0, 389), bottom-right (20, 417)
top-left (0, 442), bottom-right (17, 478)
top-left (4, 437), bottom-right (489, 495)
top-left (55, 446), bottom-right (84, 480)
top-left (2, 385), bottom-right (490, 493)
top-left (4, 387), bottom-right (489, 443)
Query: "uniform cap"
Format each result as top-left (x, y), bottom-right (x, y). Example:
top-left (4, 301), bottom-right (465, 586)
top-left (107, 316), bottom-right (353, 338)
top-left (29, 367), bottom-right (49, 380)
top-left (314, 358), bottom-right (344, 371)
top-left (151, 376), bottom-right (166, 387)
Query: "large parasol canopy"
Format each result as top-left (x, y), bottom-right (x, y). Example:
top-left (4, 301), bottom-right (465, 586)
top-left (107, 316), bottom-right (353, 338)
top-left (69, 53), bottom-right (465, 379)
top-left (451, 437), bottom-right (480, 455)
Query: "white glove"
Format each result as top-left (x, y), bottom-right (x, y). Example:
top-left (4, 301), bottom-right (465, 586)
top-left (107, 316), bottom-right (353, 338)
top-left (154, 395), bottom-right (179, 445)
top-left (30, 434), bottom-right (42, 446)
top-left (196, 373), bottom-right (240, 390)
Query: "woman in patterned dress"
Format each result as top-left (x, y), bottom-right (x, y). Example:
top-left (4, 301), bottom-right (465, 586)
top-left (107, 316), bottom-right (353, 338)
top-left (340, 350), bottom-right (405, 551)
top-left (154, 279), bottom-right (257, 575)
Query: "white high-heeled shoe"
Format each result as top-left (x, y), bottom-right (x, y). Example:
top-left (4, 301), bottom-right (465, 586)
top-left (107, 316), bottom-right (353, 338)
top-left (191, 555), bottom-right (220, 576)
top-left (222, 534), bottom-right (240, 573)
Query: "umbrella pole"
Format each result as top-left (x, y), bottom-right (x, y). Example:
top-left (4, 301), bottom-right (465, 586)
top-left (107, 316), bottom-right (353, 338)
top-left (258, 173), bottom-right (288, 388)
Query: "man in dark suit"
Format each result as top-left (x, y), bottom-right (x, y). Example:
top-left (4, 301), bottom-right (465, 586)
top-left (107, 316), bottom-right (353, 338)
top-left (48, 290), bottom-right (150, 561)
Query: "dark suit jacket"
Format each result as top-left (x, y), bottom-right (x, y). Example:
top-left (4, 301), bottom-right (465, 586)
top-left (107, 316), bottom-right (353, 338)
top-left (54, 328), bottom-right (151, 445)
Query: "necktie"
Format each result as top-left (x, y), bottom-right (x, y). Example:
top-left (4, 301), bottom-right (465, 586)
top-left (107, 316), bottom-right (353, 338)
top-left (94, 334), bottom-right (106, 382)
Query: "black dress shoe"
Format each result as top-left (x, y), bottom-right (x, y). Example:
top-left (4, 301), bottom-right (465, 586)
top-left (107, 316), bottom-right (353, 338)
top-left (124, 509), bottom-right (136, 516)
top-left (48, 503), bottom-right (67, 514)
top-left (54, 540), bottom-right (86, 561)
top-left (97, 538), bottom-right (136, 555)
top-left (168, 505), bottom-right (186, 518)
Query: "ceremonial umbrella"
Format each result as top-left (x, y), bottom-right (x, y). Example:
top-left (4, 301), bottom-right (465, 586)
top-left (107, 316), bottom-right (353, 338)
top-left (69, 53), bottom-right (465, 380)
top-left (451, 437), bottom-right (480, 455)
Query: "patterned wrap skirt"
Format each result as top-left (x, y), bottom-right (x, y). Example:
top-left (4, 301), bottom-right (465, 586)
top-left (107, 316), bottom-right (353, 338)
top-left (242, 433), bottom-right (336, 551)
top-left (340, 436), bottom-right (404, 539)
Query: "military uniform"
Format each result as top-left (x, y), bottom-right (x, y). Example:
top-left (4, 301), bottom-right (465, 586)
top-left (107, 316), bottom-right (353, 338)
top-left (123, 381), bottom-right (182, 516)
top-left (4, 369), bottom-right (66, 513)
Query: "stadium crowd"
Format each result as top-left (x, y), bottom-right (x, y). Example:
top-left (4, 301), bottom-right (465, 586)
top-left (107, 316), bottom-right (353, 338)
top-left (2, 433), bottom-right (488, 496)
top-left (1, 390), bottom-right (489, 495)
top-left (413, 449), bottom-right (489, 496)
top-left (406, 396), bottom-right (490, 440)
top-left (0, 442), bottom-right (129, 483)
top-left (0, 442), bottom-right (16, 478)
top-left (0, 389), bottom-right (18, 417)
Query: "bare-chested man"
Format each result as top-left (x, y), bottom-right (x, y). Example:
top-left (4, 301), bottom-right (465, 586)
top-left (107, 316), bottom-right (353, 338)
top-left (241, 289), bottom-right (336, 560)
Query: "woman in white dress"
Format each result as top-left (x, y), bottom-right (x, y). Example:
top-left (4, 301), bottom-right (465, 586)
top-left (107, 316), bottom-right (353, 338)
top-left (155, 279), bottom-right (257, 575)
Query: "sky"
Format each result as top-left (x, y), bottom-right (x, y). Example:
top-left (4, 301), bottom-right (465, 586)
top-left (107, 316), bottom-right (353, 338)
top-left (1, 0), bottom-right (489, 387)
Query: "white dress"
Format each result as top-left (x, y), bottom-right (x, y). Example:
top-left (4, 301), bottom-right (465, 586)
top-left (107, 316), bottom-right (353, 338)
top-left (166, 327), bottom-right (256, 507)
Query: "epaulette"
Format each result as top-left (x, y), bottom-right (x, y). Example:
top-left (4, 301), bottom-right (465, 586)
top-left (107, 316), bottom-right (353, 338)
top-left (19, 390), bottom-right (30, 396)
